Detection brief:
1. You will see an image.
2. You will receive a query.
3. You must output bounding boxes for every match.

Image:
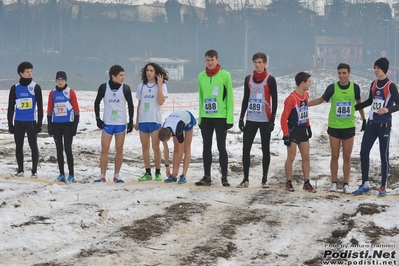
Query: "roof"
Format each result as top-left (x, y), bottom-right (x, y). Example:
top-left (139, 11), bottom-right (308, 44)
top-left (129, 57), bottom-right (190, 64)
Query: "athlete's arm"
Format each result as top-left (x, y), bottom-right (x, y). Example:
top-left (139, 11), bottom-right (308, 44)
top-left (175, 121), bottom-right (185, 144)
top-left (94, 84), bottom-right (105, 119)
top-left (7, 86), bottom-right (16, 124)
top-left (35, 85), bottom-right (44, 125)
top-left (239, 76), bottom-right (250, 120)
top-left (280, 96), bottom-right (295, 136)
top-left (308, 97), bottom-right (324, 106)
top-left (157, 76), bottom-right (166, 105)
top-left (269, 76), bottom-right (278, 121)
top-left (123, 85), bottom-right (134, 121)
top-left (225, 71), bottom-right (234, 125)
top-left (386, 83), bottom-right (399, 113)
top-left (355, 84), bottom-right (373, 110)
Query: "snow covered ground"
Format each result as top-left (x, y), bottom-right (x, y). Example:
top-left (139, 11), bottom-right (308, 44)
top-left (0, 69), bottom-right (398, 266)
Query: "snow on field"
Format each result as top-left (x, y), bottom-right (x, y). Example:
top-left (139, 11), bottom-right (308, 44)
top-left (0, 70), bottom-right (398, 265)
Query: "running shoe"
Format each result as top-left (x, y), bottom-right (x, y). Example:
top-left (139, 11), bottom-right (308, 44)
top-left (57, 174), bottom-right (66, 182)
top-left (303, 182), bottom-right (316, 193)
top-left (352, 184), bottom-right (370, 195)
top-left (138, 173), bottom-right (152, 182)
top-left (285, 181), bottom-right (294, 192)
top-left (378, 187), bottom-right (386, 197)
top-left (113, 177), bottom-right (124, 183)
top-left (155, 173), bottom-right (162, 181)
top-left (261, 182), bottom-right (270, 188)
top-left (164, 176), bottom-right (177, 183)
top-left (94, 176), bottom-right (107, 182)
top-left (195, 175), bottom-right (211, 186)
top-left (343, 184), bottom-right (352, 194)
top-left (221, 177), bottom-right (230, 187)
top-left (67, 175), bottom-right (75, 183)
top-left (237, 180), bottom-right (249, 188)
top-left (177, 175), bottom-right (186, 184)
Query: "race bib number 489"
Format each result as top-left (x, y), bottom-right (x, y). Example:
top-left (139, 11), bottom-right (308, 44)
top-left (248, 98), bottom-right (262, 114)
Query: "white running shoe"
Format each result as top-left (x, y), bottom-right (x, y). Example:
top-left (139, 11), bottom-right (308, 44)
top-left (261, 182), bottom-right (270, 188)
top-left (343, 184), bottom-right (352, 194)
top-left (15, 171), bottom-right (24, 177)
top-left (329, 183), bottom-right (337, 192)
top-left (237, 181), bottom-right (249, 188)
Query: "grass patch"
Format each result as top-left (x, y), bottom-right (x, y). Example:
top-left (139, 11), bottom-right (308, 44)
top-left (354, 203), bottom-right (387, 216)
top-left (120, 202), bottom-right (208, 243)
top-left (364, 222), bottom-right (399, 244)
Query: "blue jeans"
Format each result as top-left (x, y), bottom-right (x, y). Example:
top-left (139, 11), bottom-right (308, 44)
top-left (360, 123), bottom-right (391, 187)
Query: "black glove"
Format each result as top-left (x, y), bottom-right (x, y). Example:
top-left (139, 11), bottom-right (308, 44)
top-left (239, 119), bottom-right (244, 132)
top-left (127, 119), bottom-right (133, 133)
top-left (47, 116), bottom-right (54, 136)
top-left (361, 119), bottom-right (366, 132)
top-left (72, 115), bottom-right (79, 136)
top-left (265, 119), bottom-right (275, 133)
top-left (283, 136), bottom-right (291, 147)
top-left (35, 122), bottom-right (42, 134)
top-left (226, 123), bottom-right (233, 130)
top-left (96, 118), bottom-right (105, 129)
top-left (8, 123), bottom-right (15, 134)
top-left (307, 126), bottom-right (312, 139)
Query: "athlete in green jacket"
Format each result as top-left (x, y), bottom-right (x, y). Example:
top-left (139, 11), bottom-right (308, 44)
top-left (195, 49), bottom-right (234, 187)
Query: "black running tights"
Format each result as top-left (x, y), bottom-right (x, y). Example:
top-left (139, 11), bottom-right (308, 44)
top-left (53, 123), bottom-right (74, 176)
top-left (200, 118), bottom-right (228, 177)
top-left (14, 120), bottom-right (39, 174)
top-left (242, 120), bottom-right (271, 181)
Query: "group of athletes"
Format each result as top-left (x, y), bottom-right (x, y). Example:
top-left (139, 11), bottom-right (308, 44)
top-left (6, 52), bottom-right (399, 197)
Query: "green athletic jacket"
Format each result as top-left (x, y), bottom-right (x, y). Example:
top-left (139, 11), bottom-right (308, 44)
top-left (197, 69), bottom-right (234, 125)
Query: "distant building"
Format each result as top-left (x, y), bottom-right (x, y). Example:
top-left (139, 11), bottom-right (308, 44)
top-left (315, 36), bottom-right (363, 67)
top-left (129, 57), bottom-right (190, 81)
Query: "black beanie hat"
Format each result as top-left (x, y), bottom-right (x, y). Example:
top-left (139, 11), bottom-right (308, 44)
top-left (374, 58), bottom-right (389, 74)
top-left (56, 71), bottom-right (67, 81)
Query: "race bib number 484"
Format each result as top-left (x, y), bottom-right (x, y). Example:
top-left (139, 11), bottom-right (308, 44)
top-left (336, 102), bottom-right (351, 118)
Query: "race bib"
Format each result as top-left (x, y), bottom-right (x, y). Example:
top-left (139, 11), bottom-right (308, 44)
top-left (298, 106), bottom-right (308, 124)
top-left (371, 99), bottom-right (384, 112)
top-left (248, 98), bottom-right (262, 114)
top-left (54, 102), bottom-right (67, 116)
top-left (204, 98), bottom-right (218, 114)
top-left (112, 110), bottom-right (118, 119)
top-left (17, 98), bottom-right (33, 110)
top-left (144, 102), bottom-right (150, 112)
top-left (335, 101), bottom-right (351, 118)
